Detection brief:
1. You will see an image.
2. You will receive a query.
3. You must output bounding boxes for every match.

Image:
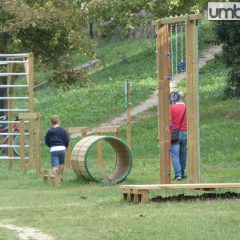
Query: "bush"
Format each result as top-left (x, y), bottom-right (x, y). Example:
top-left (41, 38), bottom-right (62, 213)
top-left (214, 21), bottom-right (240, 97)
top-left (51, 68), bottom-right (91, 89)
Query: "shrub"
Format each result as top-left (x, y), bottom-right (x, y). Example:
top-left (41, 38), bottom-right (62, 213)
top-left (214, 21), bottom-right (240, 97)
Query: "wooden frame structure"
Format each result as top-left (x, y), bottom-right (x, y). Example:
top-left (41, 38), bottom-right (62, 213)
top-left (66, 126), bottom-right (121, 171)
top-left (18, 112), bottom-right (41, 176)
top-left (119, 14), bottom-right (240, 203)
top-left (156, 14), bottom-right (202, 184)
top-left (0, 53), bottom-right (35, 172)
top-left (95, 127), bottom-right (120, 169)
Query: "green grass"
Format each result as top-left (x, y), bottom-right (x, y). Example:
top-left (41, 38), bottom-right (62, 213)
top-left (0, 228), bottom-right (18, 240)
top-left (1, 33), bottom-right (240, 240)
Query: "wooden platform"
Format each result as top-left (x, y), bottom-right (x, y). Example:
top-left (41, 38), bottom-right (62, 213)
top-left (120, 183), bottom-right (240, 204)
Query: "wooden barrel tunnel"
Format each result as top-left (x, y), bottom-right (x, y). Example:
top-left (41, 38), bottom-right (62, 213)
top-left (71, 135), bottom-right (133, 183)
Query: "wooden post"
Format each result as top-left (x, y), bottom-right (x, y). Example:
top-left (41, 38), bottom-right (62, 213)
top-left (18, 113), bottom-right (41, 176)
top-left (35, 113), bottom-right (41, 176)
top-left (7, 62), bottom-right (15, 170)
top-left (97, 132), bottom-right (104, 169)
top-left (65, 127), bottom-right (71, 171)
top-left (26, 53), bottom-right (34, 168)
top-left (115, 127), bottom-right (120, 138)
top-left (126, 81), bottom-right (132, 148)
top-left (66, 145), bottom-right (72, 171)
top-left (156, 23), bottom-right (171, 184)
top-left (19, 119), bottom-right (25, 172)
top-left (185, 18), bottom-right (200, 183)
top-left (95, 127), bottom-right (120, 169)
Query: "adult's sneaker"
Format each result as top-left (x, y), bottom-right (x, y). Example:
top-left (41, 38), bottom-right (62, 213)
top-left (173, 176), bottom-right (182, 181)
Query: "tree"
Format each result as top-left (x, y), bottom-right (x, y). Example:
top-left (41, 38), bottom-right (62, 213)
top-left (0, 0), bottom-right (94, 86)
top-left (214, 21), bottom-right (240, 97)
top-left (86, 0), bottom-right (200, 39)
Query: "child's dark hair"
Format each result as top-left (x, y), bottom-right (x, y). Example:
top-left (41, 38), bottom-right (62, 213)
top-left (51, 115), bottom-right (60, 125)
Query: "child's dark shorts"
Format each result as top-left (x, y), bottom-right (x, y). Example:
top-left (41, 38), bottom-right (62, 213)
top-left (51, 150), bottom-right (65, 167)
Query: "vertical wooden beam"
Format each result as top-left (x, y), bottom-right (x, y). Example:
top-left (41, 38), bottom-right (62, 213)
top-left (26, 53), bottom-right (34, 168)
top-left (65, 128), bottom-right (72, 171)
top-left (157, 23), bottom-right (171, 184)
top-left (35, 113), bottom-right (41, 176)
top-left (126, 81), bottom-right (132, 148)
top-left (97, 132), bottom-right (104, 169)
top-left (65, 145), bottom-right (72, 170)
top-left (185, 19), bottom-right (200, 183)
top-left (18, 113), bottom-right (41, 176)
top-left (115, 127), bottom-right (120, 138)
top-left (19, 119), bottom-right (25, 172)
top-left (7, 63), bottom-right (15, 170)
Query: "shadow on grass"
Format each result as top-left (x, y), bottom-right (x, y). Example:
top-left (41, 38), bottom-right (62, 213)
top-left (152, 191), bottom-right (240, 203)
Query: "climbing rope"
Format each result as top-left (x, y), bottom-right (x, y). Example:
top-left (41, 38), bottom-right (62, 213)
top-left (177, 22), bottom-right (186, 73)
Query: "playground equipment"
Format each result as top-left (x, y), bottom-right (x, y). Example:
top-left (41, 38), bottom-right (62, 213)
top-left (67, 81), bottom-right (133, 183)
top-left (120, 14), bottom-right (240, 203)
top-left (65, 126), bottom-right (121, 170)
top-left (0, 53), bottom-right (40, 175)
top-left (71, 135), bottom-right (133, 183)
top-left (157, 14), bottom-right (201, 184)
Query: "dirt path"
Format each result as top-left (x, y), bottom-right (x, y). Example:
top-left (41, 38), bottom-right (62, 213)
top-left (99, 45), bottom-right (222, 127)
top-left (0, 224), bottom-right (54, 240)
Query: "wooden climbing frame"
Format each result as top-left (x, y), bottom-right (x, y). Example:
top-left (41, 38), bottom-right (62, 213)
top-left (119, 14), bottom-right (240, 203)
top-left (0, 53), bottom-right (34, 170)
top-left (156, 14), bottom-right (203, 184)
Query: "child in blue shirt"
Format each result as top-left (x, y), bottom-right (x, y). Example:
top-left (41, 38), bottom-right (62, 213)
top-left (45, 115), bottom-right (69, 177)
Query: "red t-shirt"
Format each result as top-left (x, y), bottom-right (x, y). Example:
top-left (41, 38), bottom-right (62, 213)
top-left (171, 103), bottom-right (187, 131)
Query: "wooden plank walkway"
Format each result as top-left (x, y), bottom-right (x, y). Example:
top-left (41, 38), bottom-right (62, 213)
top-left (120, 183), bottom-right (240, 204)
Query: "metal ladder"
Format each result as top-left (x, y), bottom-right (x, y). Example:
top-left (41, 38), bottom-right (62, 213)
top-left (0, 53), bottom-right (34, 168)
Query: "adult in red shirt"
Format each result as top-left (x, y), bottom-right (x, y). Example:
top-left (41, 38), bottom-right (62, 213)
top-left (170, 92), bottom-right (187, 180)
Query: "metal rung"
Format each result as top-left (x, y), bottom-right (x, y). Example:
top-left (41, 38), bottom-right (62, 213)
top-left (0, 61), bottom-right (29, 65)
top-left (0, 132), bottom-right (29, 136)
top-left (0, 73), bottom-right (28, 76)
top-left (0, 156), bottom-right (29, 160)
top-left (0, 121), bottom-right (29, 124)
top-left (0, 53), bottom-right (29, 57)
top-left (0, 109), bottom-right (29, 112)
top-left (0, 85), bottom-right (29, 88)
top-left (0, 97), bottom-right (29, 100)
top-left (1, 144), bottom-right (29, 148)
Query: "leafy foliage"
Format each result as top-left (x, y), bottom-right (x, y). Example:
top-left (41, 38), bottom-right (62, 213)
top-left (86, 0), bottom-right (201, 38)
top-left (0, 0), bottom-right (94, 86)
top-left (214, 21), bottom-right (240, 97)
